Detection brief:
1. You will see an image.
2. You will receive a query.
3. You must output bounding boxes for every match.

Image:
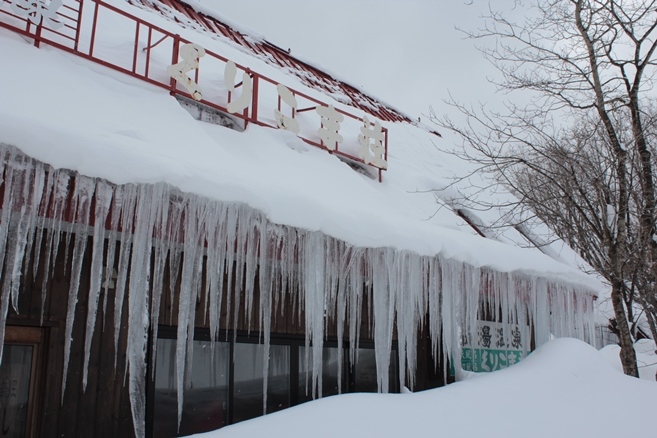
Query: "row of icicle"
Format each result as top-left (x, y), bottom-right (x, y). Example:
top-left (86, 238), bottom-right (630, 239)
top-left (0, 144), bottom-right (597, 437)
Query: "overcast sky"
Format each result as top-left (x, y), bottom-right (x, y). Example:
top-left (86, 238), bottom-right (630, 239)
top-left (198, 0), bottom-right (519, 126)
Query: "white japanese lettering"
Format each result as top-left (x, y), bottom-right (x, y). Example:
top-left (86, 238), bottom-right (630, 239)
top-left (358, 115), bottom-right (387, 169)
top-left (274, 84), bottom-right (300, 134)
top-left (224, 60), bottom-right (253, 114)
top-left (167, 43), bottom-right (205, 101)
top-left (316, 104), bottom-right (343, 151)
top-left (11, 0), bottom-right (63, 29)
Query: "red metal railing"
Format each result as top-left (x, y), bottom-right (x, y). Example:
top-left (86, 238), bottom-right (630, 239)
top-left (0, 0), bottom-right (389, 181)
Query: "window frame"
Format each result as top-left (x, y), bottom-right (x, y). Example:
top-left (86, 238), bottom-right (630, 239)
top-left (147, 326), bottom-right (398, 437)
top-left (1, 325), bottom-right (44, 438)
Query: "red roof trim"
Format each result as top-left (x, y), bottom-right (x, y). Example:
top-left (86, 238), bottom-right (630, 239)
top-left (137, 0), bottom-right (412, 124)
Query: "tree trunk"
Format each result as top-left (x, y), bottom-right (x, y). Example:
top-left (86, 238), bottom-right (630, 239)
top-left (611, 280), bottom-right (639, 377)
top-left (644, 310), bottom-right (657, 381)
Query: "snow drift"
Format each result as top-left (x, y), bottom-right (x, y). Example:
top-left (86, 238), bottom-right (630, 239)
top-left (189, 338), bottom-right (657, 438)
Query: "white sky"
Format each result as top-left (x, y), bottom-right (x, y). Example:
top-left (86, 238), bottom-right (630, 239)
top-left (197, 0), bottom-right (518, 124)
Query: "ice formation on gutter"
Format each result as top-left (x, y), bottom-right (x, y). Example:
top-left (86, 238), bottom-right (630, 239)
top-left (0, 144), bottom-right (597, 437)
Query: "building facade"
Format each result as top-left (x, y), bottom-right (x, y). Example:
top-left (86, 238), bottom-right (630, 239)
top-left (0, 0), bottom-right (597, 437)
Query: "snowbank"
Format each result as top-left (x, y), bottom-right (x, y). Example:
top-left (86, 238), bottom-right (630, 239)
top-left (188, 339), bottom-right (656, 438)
top-left (600, 339), bottom-right (657, 381)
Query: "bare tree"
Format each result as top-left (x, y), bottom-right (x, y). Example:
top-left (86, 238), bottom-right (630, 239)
top-left (433, 0), bottom-right (657, 377)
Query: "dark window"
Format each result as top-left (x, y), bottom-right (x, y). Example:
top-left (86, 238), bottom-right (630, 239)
top-left (298, 347), bottom-right (341, 403)
top-left (153, 339), bottom-right (230, 437)
top-left (233, 343), bottom-right (290, 423)
top-left (0, 326), bottom-right (43, 438)
top-left (352, 348), bottom-right (398, 393)
top-left (0, 345), bottom-right (33, 437)
top-left (151, 331), bottom-right (398, 436)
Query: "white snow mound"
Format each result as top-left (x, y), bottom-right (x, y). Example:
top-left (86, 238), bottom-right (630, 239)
top-left (188, 338), bottom-right (656, 438)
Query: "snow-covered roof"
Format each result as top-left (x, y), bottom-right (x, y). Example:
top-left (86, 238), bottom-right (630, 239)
top-left (131, 0), bottom-right (413, 123)
top-left (0, 0), bottom-right (600, 292)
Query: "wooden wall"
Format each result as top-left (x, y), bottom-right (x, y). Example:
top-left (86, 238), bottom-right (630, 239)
top-left (7, 235), bottom-right (134, 438)
top-left (3, 231), bottom-right (433, 437)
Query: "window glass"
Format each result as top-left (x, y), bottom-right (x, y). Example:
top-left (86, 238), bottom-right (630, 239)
top-left (233, 343), bottom-right (289, 423)
top-left (154, 339), bottom-right (229, 437)
top-left (353, 348), bottom-right (398, 393)
top-left (298, 346), bottom-right (341, 403)
top-left (0, 345), bottom-right (33, 438)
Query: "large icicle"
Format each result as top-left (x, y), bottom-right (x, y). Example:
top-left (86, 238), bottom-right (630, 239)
top-left (258, 216), bottom-right (273, 413)
top-left (0, 147), bottom-right (20, 363)
top-left (175, 195), bottom-right (206, 431)
top-left (127, 184), bottom-right (162, 438)
top-left (82, 180), bottom-right (113, 390)
top-left (372, 248), bottom-right (394, 393)
top-left (62, 176), bottom-right (95, 403)
top-left (102, 185), bottom-right (123, 329)
top-left (113, 184), bottom-right (137, 369)
top-left (149, 187), bottom-right (171, 378)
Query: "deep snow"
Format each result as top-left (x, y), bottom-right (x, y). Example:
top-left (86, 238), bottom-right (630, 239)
top-left (187, 339), bottom-right (657, 438)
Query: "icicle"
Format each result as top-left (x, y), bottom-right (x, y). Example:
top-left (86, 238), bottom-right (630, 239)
top-left (82, 181), bottom-right (113, 390)
top-left (440, 257), bottom-right (462, 380)
top-left (149, 186), bottom-right (171, 379)
top-left (102, 185), bottom-right (123, 329)
top-left (127, 184), bottom-right (163, 438)
top-left (427, 257), bottom-right (441, 372)
top-left (302, 232), bottom-right (326, 399)
top-left (40, 171), bottom-right (71, 325)
top-left (0, 146), bottom-right (19, 364)
top-left (113, 184), bottom-right (137, 369)
top-left (166, 194), bottom-right (185, 326)
top-left (205, 202), bottom-right (227, 346)
top-left (391, 251), bottom-right (406, 391)
top-left (0, 151), bottom-right (44, 315)
top-left (35, 169), bottom-right (54, 324)
top-left (223, 203), bottom-right (238, 336)
top-left (347, 247), bottom-right (364, 366)
top-left (334, 241), bottom-right (349, 394)
top-left (372, 248), bottom-right (393, 393)
top-left (32, 167), bottom-right (54, 285)
top-left (175, 196), bottom-right (206, 431)
top-left (62, 176), bottom-right (95, 403)
top-left (258, 217), bottom-right (273, 413)
top-left (395, 252), bottom-right (424, 390)
top-left (243, 209), bottom-right (258, 333)
top-left (13, 159), bottom-right (46, 307)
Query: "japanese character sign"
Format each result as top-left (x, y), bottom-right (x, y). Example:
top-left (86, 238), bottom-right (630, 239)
top-left (274, 84), bottom-right (300, 134)
top-left (11, 0), bottom-right (63, 29)
top-left (495, 327), bottom-right (506, 348)
top-left (511, 326), bottom-right (522, 349)
top-left (460, 321), bottom-right (529, 373)
top-left (168, 43), bottom-right (205, 101)
top-left (224, 60), bottom-right (253, 114)
top-left (358, 115), bottom-right (387, 169)
top-left (316, 104), bottom-right (343, 151)
top-left (480, 325), bottom-right (492, 348)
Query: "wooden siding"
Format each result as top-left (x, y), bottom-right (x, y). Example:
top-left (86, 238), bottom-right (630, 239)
top-left (3, 229), bottom-right (416, 437)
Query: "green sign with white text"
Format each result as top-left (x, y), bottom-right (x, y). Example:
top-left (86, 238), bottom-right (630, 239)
top-left (459, 320), bottom-right (530, 373)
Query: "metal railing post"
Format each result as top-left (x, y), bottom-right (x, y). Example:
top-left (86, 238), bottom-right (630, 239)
top-left (250, 72), bottom-right (258, 124)
top-left (170, 34), bottom-right (180, 95)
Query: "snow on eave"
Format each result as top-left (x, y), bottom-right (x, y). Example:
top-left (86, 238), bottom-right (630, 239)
top-left (0, 4), bottom-right (595, 293)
